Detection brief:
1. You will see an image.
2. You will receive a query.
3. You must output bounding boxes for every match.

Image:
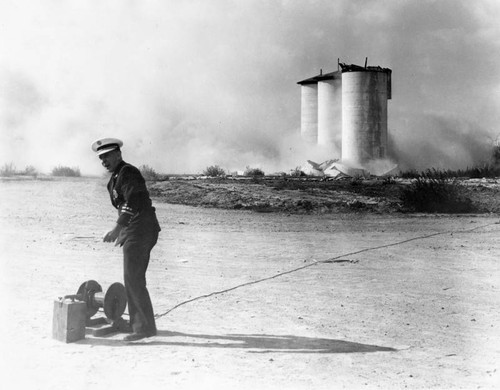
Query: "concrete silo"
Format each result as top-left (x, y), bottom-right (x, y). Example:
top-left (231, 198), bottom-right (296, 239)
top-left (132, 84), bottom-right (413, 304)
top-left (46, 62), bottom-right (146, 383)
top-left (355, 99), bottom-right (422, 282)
top-left (340, 64), bottom-right (392, 166)
top-left (298, 76), bottom-right (319, 144)
top-left (297, 61), bottom-right (393, 175)
top-left (317, 72), bottom-right (342, 148)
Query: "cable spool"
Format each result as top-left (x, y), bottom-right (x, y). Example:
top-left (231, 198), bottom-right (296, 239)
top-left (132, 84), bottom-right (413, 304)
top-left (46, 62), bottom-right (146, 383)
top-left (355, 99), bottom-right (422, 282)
top-left (75, 280), bottom-right (127, 321)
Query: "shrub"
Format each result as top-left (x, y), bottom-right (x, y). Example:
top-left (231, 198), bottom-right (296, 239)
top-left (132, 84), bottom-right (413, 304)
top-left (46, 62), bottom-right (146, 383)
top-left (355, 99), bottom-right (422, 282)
top-left (0, 162), bottom-right (16, 177)
top-left (0, 163), bottom-right (38, 177)
top-left (462, 164), bottom-right (500, 178)
top-left (492, 145), bottom-right (500, 165)
top-left (399, 166), bottom-right (500, 179)
top-left (139, 165), bottom-right (161, 181)
top-left (290, 166), bottom-right (306, 177)
top-left (51, 166), bottom-right (81, 177)
top-left (399, 177), bottom-right (475, 213)
top-left (203, 165), bottom-right (226, 177)
top-left (349, 177), bottom-right (363, 186)
top-left (296, 199), bottom-right (314, 211)
top-left (244, 166), bottom-right (265, 177)
top-left (399, 169), bottom-right (420, 179)
top-left (383, 176), bottom-right (396, 185)
top-left (23, 165), bottom-right (38, 177)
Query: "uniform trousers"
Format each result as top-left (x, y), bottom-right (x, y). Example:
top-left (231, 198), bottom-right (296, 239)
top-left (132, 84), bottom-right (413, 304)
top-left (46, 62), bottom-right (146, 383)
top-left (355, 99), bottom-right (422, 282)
top-left (122, 229), bottom-right (158, 334)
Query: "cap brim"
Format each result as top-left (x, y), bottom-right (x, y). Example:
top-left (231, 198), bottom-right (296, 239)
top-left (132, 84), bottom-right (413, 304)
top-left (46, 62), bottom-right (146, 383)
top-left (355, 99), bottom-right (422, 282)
top-left (96, 146), bottom-right (120, 156)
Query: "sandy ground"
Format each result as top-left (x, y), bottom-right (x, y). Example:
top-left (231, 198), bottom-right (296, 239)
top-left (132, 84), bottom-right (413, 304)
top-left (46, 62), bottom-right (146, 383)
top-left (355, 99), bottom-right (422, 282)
top-left (0, 177), bottom-right (499, 389)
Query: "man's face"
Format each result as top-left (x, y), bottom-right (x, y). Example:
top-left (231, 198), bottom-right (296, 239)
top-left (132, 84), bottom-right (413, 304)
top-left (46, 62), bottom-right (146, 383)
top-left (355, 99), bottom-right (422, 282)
top-left (99, 149), bottom-right (122, 173)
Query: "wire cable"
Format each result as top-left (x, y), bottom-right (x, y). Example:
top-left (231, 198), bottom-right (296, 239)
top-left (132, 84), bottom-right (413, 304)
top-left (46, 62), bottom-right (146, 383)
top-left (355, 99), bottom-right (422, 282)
top-left (154, 221), bottom-right (499, 319)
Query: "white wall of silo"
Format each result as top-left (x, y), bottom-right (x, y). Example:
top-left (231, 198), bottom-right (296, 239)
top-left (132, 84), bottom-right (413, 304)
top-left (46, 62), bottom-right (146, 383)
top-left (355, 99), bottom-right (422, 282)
top-left (300, 84), bottom-right (318, 144)
top-left (317, 78), bottom-right (342, 150)
top-left (341, 71), bottom-right (388, 165)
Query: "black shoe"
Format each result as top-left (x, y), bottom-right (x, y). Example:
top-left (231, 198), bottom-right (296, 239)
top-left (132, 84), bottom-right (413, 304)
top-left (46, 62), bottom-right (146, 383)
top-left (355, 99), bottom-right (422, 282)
top-left (114, 319), bottom-right (132, 333)
top-left (124, 331), bottom-right (156, 342)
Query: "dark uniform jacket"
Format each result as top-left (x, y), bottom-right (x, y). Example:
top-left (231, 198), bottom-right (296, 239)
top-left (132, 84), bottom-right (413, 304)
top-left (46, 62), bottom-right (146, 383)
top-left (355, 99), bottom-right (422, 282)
top-left (108, 161), bottom-right (161, 241)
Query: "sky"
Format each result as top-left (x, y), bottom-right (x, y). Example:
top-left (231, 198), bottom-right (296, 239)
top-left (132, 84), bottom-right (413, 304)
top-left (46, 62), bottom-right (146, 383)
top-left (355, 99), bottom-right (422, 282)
top-left (1, 0), bottom-right (499, 175)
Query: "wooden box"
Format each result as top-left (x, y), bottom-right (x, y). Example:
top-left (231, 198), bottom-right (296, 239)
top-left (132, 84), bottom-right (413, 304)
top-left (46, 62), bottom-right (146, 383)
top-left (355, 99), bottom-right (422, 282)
top-left (52, 299), bottom-right (86, 343)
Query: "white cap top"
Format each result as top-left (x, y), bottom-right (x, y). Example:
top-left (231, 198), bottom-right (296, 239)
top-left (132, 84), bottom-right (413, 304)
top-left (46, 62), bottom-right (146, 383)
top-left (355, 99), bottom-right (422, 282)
top-left (91, 138), bottom-right (123, 156)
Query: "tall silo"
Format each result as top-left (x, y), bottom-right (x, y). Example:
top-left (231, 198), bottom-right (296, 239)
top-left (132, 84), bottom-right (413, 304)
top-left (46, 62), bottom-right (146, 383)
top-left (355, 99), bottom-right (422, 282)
top-left (341, 65), bottom-right (392, 166)
top-left (298, 76), bottom-right (319, 144)
top-left (317, 71), bottom-right (342, 149)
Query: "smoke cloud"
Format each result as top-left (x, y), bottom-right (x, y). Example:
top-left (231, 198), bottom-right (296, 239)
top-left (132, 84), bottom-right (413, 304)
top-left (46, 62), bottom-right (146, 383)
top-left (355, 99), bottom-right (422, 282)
top-left (1, 0), bottom-right (499, 175)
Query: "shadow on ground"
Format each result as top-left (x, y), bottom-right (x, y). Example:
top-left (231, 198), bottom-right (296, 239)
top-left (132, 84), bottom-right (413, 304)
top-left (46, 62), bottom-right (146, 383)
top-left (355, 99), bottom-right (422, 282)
top-left (79, 330), bottom-right (396, 354)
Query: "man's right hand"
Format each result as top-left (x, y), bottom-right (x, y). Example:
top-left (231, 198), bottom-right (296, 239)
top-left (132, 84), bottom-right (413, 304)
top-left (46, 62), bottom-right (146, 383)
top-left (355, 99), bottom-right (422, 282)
top-left (103, 224), bottom-right (123, 244)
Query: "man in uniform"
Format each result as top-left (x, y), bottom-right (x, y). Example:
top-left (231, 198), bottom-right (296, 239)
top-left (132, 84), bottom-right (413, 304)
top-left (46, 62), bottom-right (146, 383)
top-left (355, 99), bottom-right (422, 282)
top-left (91, 138), bottom-right (161, 341)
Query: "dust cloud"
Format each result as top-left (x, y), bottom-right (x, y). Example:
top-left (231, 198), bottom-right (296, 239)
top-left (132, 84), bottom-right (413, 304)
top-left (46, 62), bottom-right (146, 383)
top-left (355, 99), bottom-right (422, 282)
top-left (0, 1), bottom-right (499, 175)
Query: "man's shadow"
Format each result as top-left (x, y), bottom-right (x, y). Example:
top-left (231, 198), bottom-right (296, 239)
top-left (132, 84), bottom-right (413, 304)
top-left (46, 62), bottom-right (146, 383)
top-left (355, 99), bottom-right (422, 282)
top-left (80, 330), bottom-right (397, 354)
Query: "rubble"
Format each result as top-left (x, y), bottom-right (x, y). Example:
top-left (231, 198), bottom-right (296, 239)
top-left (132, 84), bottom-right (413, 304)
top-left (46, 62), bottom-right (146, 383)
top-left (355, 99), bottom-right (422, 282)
top-left (306, 159), bottom-right (398, 179)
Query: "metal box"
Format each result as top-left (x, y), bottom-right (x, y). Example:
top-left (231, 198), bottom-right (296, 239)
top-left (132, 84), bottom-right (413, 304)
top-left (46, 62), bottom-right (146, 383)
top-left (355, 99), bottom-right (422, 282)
top-left (52, 299), bottom-right (86, 343)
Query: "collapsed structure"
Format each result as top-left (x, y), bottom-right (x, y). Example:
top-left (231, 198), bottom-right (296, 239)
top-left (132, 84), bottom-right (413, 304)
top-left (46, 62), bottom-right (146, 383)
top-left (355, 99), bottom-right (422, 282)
top-left (298, 60), bottom-right (395, 177)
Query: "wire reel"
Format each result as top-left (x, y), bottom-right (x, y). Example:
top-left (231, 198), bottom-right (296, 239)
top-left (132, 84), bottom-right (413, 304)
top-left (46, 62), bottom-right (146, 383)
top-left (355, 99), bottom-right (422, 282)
top-left (71, 280), bottom-right (127, 321)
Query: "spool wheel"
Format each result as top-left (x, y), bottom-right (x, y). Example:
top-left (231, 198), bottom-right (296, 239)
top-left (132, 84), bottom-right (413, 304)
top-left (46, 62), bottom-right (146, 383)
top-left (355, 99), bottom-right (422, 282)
top-left (103, 282), bottom-right (127, 321)
top-left (77, 280), bottom-right (102, 318)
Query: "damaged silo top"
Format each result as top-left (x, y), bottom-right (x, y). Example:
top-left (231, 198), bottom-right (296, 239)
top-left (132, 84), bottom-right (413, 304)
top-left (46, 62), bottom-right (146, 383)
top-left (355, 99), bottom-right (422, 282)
top-left (338, 62), bottom-right (392, 100)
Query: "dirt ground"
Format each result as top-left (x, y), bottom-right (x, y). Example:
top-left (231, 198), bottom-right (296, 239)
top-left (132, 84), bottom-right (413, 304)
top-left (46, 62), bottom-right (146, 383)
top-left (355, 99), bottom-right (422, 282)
top-left (0, 177), bottom-right (499, 389)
